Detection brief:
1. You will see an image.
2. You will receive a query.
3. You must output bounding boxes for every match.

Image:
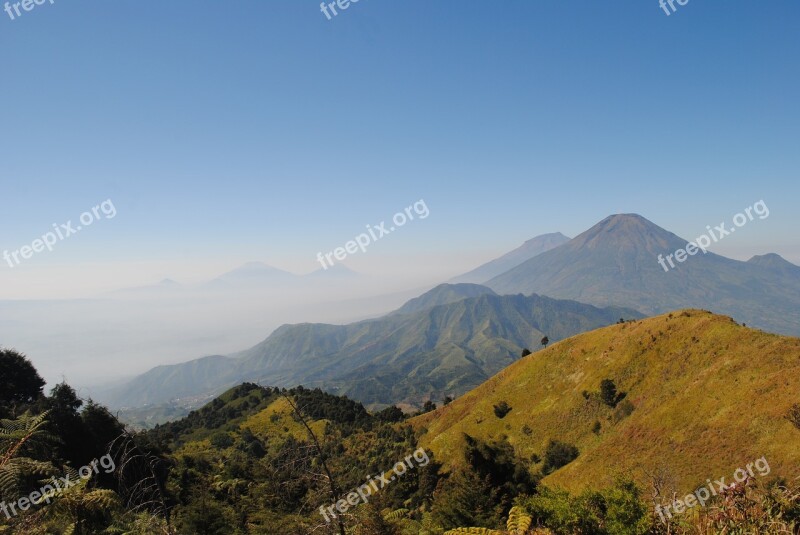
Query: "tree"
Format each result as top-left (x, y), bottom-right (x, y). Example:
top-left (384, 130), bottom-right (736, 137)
top-left (42, 382), bottom-right (88, 466)
top-left (600, 379), bottom-right (619, 408)
top-left (0, 349), bottom-right (45, 416)
top-left (540, 337), bottom-right (549, 348)
top-left (375, 405), bottom-right (405, 422)
top-left (430, 469), bottom-right (504, 530)
top-left (422, 400), bottom-right (437, 414)
top-left (283, 394), bottom-right (346, 535)
top-left (443, 396), bottom-right (454, 406)
top-left (542, 440), bottom-right (579, 475)
top-left (520, 348), bottom-right (532, 358)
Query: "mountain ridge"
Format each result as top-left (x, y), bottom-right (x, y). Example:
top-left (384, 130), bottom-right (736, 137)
top-left (486, 213), bottom-right (800, 335)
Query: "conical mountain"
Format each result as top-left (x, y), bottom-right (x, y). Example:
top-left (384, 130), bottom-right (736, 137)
top-left (486, 214), bottom-right (800, 335)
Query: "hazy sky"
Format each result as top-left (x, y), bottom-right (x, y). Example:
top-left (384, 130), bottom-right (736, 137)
top-left (1, 0), bottom-right (798, 299)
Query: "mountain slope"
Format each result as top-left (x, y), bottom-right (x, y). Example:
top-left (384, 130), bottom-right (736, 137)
top-left (105, 291), bottom-right (641, 409)
top-left (391, 283), bottom-right (496, 315)
top-left (486, 214), bottom-right (800, 336)
top-left (452, 232), bottom-right (570, 284)
top-left (747, 253), bottom-right (800, 278)
top-left (412, 310), bottom-right (800, 494)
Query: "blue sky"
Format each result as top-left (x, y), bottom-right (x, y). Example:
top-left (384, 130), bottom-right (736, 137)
top-left (1, 0), bottom-right (798, 297)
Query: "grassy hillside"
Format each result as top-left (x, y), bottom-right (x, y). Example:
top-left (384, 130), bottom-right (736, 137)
top-left (412, 309), bottom-right (800, 495)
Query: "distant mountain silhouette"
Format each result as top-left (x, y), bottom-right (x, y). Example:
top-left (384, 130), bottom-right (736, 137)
top-left (451, 232), bottom-right (570, 283)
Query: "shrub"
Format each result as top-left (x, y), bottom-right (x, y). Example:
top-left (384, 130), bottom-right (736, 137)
top-left (612, 399), bottom-right (635, 424)
top-left (600, 379), bottom-right (619, 407)
top-left (522, 479), bottom-right (651, 535)
top-left (494, 401), bottom-right (512, 419)
top-left (542, 440), bottom-right (579, 475)
top-left (210, 432), bottom-right (234, 449)
top-left (592, 421), bottom-right (601, 434)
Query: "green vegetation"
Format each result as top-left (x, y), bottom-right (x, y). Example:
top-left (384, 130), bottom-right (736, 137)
top-left (2, 310), bottom-right (799, 533)
top-left (541, 441), bottom-right (579, 476)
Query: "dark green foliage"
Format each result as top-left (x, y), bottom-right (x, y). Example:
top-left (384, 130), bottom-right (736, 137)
top-left (0, 348), bottom-right (45, 416)
top-left (291, 385), bottom-right (371, 428)
top-left (600, 379), bottom-right (627, 408)
top-left (542, 440), bottom-right (579, 475)
top-left (600, 379), bottom-right (618, 407)
top-left (432, 435), bottom-right (535, 529)
top-left (592, 420), bottom-right (601, 434)
top-left (375, 405), bottom-right (405, 422)
top-left (210, 432), bottom-right (234, 449)
top-left (521, 348), bottom-right (532, 357)
top-left (541, 336), bottom-right (550, 348)
top-left (430, 469), bottom-right (504, 530)
top-left (443, 396), bottom-right (454, 406)
top-left (463, 434), bottom-right (536, 498)
top-left (176, 489), bottom-right (234, 535)
top-left (493, 401), bottom-right (512, 419)
top-left (421, 400), bottom-right (437, 414)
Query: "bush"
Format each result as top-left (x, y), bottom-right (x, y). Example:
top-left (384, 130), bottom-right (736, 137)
top-left (210, 432), bottom-right (234, 449)
top-left (612, 399), bottom-right (635, 424)
top-left (542, 440), bottom-right (579, 475)
top-left (522, 479), bottom-right (651, 535)
top-left (600, 379), bottom-right (619, 407)
top-left (494, 401), bottom-right (512, 419)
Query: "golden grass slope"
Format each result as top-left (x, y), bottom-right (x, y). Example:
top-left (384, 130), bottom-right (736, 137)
top-left (412, 310), bottom-right (800, 494)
